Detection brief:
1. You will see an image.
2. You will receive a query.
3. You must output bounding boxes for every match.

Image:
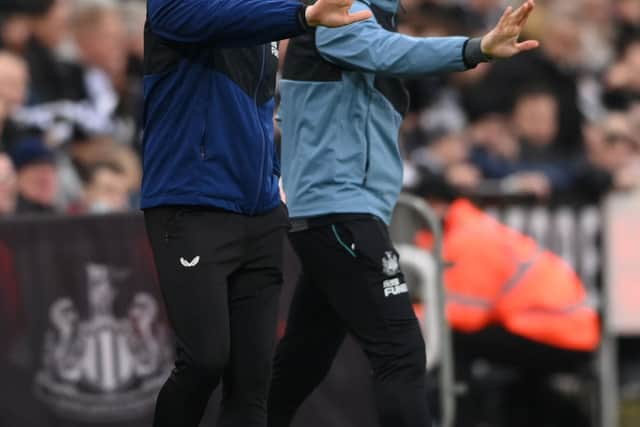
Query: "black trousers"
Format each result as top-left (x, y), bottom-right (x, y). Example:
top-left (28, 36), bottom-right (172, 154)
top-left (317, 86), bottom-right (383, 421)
top-left (453, 326), bottom-right (593, 427)
top-left (268, 216), bottom-right (431, 427)
top-left (144, 204), bottom-right (288, 427)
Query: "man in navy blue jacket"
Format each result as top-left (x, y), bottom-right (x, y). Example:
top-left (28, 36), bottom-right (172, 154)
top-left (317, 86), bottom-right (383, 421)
top-left (141, 0), bottom-right (370, 426)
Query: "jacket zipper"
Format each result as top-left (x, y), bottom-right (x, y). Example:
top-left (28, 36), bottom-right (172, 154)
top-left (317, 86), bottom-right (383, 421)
top-left (250, 45), bottom-right (267, 214)
top-left (201, 56), bottom-right (210, 160)
top-left (362, 91), bottom-right (373, 185)
top-left (200, 122), bottom-right (206, 159)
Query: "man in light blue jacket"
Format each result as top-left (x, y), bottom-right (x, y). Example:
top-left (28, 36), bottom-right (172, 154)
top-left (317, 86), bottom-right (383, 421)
top-left (269, 1), bottom-right (539, 426)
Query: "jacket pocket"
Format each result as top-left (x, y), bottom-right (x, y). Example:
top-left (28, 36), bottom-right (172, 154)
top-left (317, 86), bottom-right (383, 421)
top-left (162, 207), bottom-right (185, 241)
top-left (362, 92), bottom-right (373, 181)
top-left (199, 108), bottom-right (207, 159)
top-left (331, 223), bottom-right (357, 258)
top-left (334, 219), bottom-right (399, 274)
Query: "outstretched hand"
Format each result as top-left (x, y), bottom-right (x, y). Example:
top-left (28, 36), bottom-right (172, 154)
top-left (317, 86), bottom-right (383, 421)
top-left (481, 0), bottom-right (540, 59)
top-left (305, 0), bottom-right (372, 28)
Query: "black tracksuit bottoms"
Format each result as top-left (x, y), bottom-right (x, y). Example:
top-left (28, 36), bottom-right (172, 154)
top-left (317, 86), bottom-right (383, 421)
top-left (144, 204), bottom-right (288, 427)
top-left (268, 215), bottom-right (431, 427)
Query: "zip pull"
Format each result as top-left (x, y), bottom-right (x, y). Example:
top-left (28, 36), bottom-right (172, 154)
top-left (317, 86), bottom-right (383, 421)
top-left (200, 123), bottom-right (206, 159)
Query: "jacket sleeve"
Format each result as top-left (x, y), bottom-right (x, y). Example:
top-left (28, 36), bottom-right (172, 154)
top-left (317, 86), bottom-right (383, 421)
top-left (315, 2), bottom-right (469, 78)
top-left (147, 0), bottom-right (307, 46)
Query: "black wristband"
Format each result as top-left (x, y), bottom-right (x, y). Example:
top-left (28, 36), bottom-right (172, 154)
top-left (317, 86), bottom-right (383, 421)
top-left (463, 37), bottom-right (491, 69)
top-left (297, 5), bottom-right (311, 32)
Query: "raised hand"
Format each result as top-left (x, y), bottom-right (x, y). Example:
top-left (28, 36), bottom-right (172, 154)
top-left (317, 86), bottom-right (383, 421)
top-left (305, 0), bottom-right (372, 28)
top-left (481, 0), bottom-right (540, 59)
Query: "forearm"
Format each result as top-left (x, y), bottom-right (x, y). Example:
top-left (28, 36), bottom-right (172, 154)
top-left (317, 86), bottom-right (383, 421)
top-left (147, 0), bottom-right (309, 46)
top-left (316, 6), bottom-right (489, 77)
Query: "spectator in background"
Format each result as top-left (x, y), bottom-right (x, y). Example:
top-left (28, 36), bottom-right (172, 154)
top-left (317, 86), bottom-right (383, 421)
top-left (79, 161), bottom-right (129, 214)
top-left (409, 183), bottom-right (598, 427)
top-left (512, 86), bottom-right (559, 153)
top-left (408, 131), bottom-right (481, 194)
top-left (72, 0), bottom-right (127, 89)
top-left (0, 2), bottom-right (34, 54)
top-left (580, 0), bottom-right (615, 73)
top-left (67, 135), bottom-right (118, 175)
top-left (471, 7), bottom-right (584, 154)
top-left (12, 0), bottom-right (119, 147)
top-left (10, 137), bottom-right (58, 214)
top-left (120, 0), bottom-right (144, 76)
top-left (462, 0), bottom-right (504, 34)
top-left (628, 101), bottom-right (640, 136)
top-left (616, 0), bottom-right (640, 51)
top-left (71, 0), bottom-right (138, 145)
top-left (57, 134), bottom-right (140, 211)
top-left (57, 134), bottom-right (117, 208)
top-left (605, 37), bottom-right (640, 109)
top-left (470, 88), bottom-right (573, 198)
top-left (108, 143), bottom-right (141, 205)
top-left (0, 153), bottom-right (17, 215)
top-left (25, 0), bottom-right (82, 104)
top-left (586, 112), bottom-right (638, 174)
top-left (0, 51), bottom-right (28, 150)
top-left (400, 2), bottom-right (477, 150)
top-left (72, 0), bottom-right (126, 108)
top-left (575, 111), bottom-right (640, 199)
top-left (119, 0), bottom-right (145, 141)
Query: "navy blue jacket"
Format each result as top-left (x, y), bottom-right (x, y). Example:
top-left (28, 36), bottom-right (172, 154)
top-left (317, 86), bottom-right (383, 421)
top-left (141, 0), bottom-right (308, 214)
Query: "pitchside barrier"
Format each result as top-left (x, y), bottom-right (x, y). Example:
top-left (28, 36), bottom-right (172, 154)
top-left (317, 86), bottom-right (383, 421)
top-left (390, 194), bottom-right (455, 427)
top-left (391, 191), bottom-right (640, 427)
top-left (1, 193), bottom-right (639, 427)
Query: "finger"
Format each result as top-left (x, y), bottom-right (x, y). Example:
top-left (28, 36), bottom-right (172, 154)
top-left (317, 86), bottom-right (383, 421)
top-left (510, 0), bottom-right (534, 24)
top-left (497, 6), bottom-right (513, 27)
top-left (516, 1), bottom-right (535, 25)
top-left (511, 2), bottom-right (532, 24)
top-left (346, 9), bottom-right (373, 23)
top-left (516, 39), bottom-right (540, 52)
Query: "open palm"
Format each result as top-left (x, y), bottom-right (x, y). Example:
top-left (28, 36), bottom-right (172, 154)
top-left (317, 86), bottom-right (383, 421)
top-left (481, 0), bottom-right (540, 59)
top-left (305, 0), bottom-right (372, 28)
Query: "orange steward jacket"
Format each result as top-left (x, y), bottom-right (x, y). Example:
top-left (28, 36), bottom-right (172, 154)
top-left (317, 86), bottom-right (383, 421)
top-left (416, 199), bottom-right (600, 351)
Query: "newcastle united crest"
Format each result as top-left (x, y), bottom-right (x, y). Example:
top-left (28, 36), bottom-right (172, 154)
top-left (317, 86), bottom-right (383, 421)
top-left (34, 263), bottom-right (173, 421)
top-left (382, 251), bottom-right (400, 277)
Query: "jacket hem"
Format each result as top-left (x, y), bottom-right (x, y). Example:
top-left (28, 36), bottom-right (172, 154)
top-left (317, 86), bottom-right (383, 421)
top-left (140, 193), bottom-right (280, 216)
top-left (287, 204), bottom-right (391, 225)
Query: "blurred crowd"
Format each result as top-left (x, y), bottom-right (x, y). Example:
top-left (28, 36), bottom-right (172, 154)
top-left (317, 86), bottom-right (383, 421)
top-left (400, 0), bottom-right (640, 204)
top-left (0, 0), bottom-right (143, 216)
top-left (1, 0), bottom-right (640, 218)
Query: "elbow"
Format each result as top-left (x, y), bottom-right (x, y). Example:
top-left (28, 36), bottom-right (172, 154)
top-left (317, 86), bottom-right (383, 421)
top-left (147, 5), bottom-right (170, 36)
top-left (146, 2), bottom-right (190, 41)
top-left (146, 0), bottom-right (163, 27)
top-left (371, 54), bottom-right (409, 75)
